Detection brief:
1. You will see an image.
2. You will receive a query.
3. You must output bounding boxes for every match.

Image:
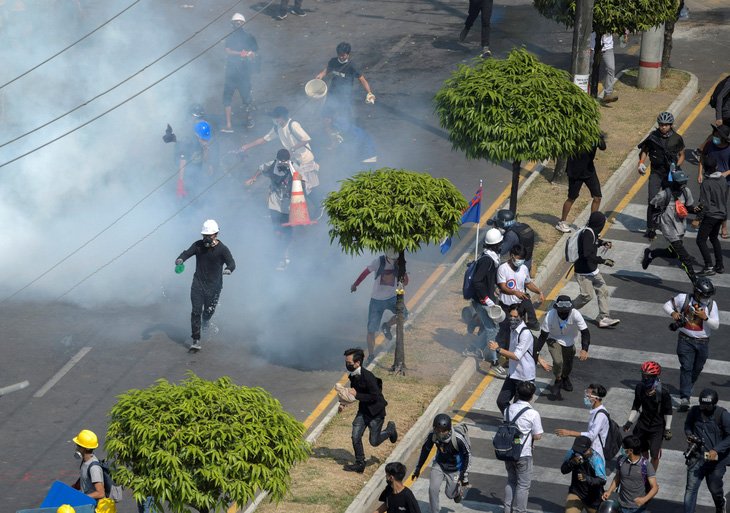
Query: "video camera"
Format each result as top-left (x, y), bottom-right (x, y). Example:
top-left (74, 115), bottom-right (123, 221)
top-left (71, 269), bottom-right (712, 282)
top-left (684, 434), bottom-right (706, 465)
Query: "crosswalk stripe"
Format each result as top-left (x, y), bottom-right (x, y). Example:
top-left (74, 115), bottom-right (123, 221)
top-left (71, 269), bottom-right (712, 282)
top-left (610, 202), bottom-right (728, 242)
top-left (410, 478), bottom-right (549, 512)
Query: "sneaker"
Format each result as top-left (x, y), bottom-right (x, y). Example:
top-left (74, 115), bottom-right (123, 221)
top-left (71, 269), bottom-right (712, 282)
top-left (466, 316), bottom-right (479, 334)
top-left (599, 317), bottom-right (620, 328)
top-left (642, 248), bottom-right (652, 270)
top-left (716, 266), bottom-right (724, 274)
top-left (555, 220), bottom-right (572, 233)
top-left (697, 267), bottom-right (716, 277)
top-left (387, 421), bottom-right (398, 443)
top-left (189, 340), bottom-right (201, 352)
top-left (548, 388), bottom-right (563, 401)
top-left (491, 361), bottom-right (507, 375)
top-left (274, 12), bottom-right (287, 20)
top-left (562, 375), bottom-right (573, 392)
top-left (550, 380), bottom-right (562, 395)
top-left (461, 346), bottom-right (479, 357)
top-left (679, 398), bottom-right (690, 412)
top-left (602, 93), bottom-right (619, 103)
top-left (480, 46), bottom-right (491, 58)
top-left (220, 127), bottom-right (234, 133)
top-left (454, 489), bottom-right (463, 504)
top-left (691, 148), bottom-right (702, 162)
top-left (246, 117), bottom-right (255, 128)
top-left (459, 26), bottom-right (470, 42)
top-left (344, 462), bottom-right (365, 473)
top-left (291, 7), bottom-right (306, 15)
top-left (461, 306), bottom-right (473, 325)
top-left (381, 323), bottom-right (393, 341)
top-left (717, 497), bottom-right (726, 513)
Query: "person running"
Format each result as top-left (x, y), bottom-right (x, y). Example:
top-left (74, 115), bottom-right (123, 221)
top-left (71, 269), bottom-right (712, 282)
top-left (621, 362), bottom-right (673, 472)
top-left (692, 155), bottom-right (727, 276)
top-left (602, 436), bottom-right (659, 512)
top-left (534, 296), bottom-right (590, 400)
top-left (373, 462), bottom-right (421, 513)
top-left (556, 384), bottom-right (610, 463)
top-left (642, 170), bottom-right (701, 284)
top-left (637, 111), bottom-right (685, 241)
top-left (459, 0), bottom-right (494, 58)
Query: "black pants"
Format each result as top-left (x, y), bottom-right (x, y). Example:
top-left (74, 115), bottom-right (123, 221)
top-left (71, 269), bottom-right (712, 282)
top-left (280, 0), bottom-right (302, 13)
top-left (190, 282), bottom-right (221, 340)
top-left (497, 376), bottom-right (532, 413)
top-left (650, 239), bottom-right (696, 283)
top-left (646, 172), bottom-right (669, 231)
top-left (696, 216), bottom-right (724, 268)
top-left (351, 412), bottom-right (390, 465)
top-left (272, 211), bottom-right (293, 259)
top-left (464, 0), bottom-right (494, 47)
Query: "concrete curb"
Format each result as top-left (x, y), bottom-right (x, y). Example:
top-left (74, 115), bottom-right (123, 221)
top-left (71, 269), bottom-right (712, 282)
top-left (348, 69), bottom-right (699, 513)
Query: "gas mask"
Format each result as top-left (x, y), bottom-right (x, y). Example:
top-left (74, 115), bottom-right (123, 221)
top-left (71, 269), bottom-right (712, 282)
top-left (278, 162), bottom-right (289, 173)
top-left (435, 432), bottom-right (449, 442)
top-left (74, 451), bottom-right (83, 460)
top-left (203, 236), bottom-right (215, 247)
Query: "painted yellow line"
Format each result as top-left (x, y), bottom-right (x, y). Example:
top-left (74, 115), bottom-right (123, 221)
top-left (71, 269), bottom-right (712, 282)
top-left (403, 371), bottom-right (496, 488)
top-left (627, 45), bottom-right (639, 56)
top-left (676, 72), bottom-right (728, 136)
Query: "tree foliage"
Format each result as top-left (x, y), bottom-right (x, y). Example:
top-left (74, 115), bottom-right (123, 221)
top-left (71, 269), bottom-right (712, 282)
top-left (323, 168), bottom-right (468, 256)
top-left (433, 49), bottom-right (602, 164)
top-left (532, 0), bottom-right (677, 34)
top-left (105, 372), bottom-right (310, 513)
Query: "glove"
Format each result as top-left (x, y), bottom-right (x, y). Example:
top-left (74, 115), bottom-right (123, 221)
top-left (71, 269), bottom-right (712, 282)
top-left (176, 178), bottom-right (187, 199)
top-left (638, 161), bottom-right (647, 175)
top-left (366, 93), bottom-right (376, 104)
top-left (411, 468), bottom-right (420, 480)
top-left (603, 259), bottom-right (615, 267)
top-left (622, 421), bottom-right (632, 432)
top-left (175, 258), bottom-right (183, 266)
top-left (664, 429), bottom-right (673, 440)
top-left (223, 269), bottom-right (232, 275)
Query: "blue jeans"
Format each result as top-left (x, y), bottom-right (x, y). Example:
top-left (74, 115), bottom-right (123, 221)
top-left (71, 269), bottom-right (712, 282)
top-left (472, 300), bottom-right (499, 362)
top-left (676, 332), bottom-right (709, 400)
top-left (367, 296), bottom-right (408, 333)
top-left (351, 411), bottom-right (390, 465)
top-left (137, 497), bottom-right (159, 513)
top-left (684, 460), bottom-right (726, 513)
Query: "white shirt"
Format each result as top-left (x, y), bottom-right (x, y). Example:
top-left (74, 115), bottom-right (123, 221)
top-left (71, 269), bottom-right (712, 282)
top-left (504, 400), bottom-right (543, 458)
top-left (662, 293), bottom-right (720, 338)
top-left (541, 309), bottom-right (588, 347)
top-left (590, 33), bottom-right (614, 52)
top-left (581, 405), bottom-right (610, 462)
top-left (497, 262), bottom-right (531, 305)
top-left (263, 119), bottom-right (315, 165)
top-left (367, 257), bottom-right (399, 301)
top-left (508, 321), bottom-right (535, 381)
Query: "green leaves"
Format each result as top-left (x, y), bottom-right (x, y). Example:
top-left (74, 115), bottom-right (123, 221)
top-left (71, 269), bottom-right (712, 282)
top-left (433, 49), bottom-right (602, 164)
top-left (322, 168), bottom-right (468, 256)
top-left (532, 0), bottom-right (678, 33)
top-left (105, 372), bottom-right (310, 513)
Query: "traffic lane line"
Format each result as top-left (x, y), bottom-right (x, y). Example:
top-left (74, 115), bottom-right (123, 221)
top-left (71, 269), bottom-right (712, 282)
top-left (33, 347), bottom-right (92, 398)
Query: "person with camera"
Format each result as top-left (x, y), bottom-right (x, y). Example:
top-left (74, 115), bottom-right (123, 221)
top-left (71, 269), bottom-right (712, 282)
top-left (561, 435), bottom-right (607, 513)
top-left (601, 436), bottom-right (659, 513)
top-left (412, 413), bottom-right (472, 511)
top-left (662, 277), bottom-right (719, 412)
top-left (683, 388), bottom-right (730, 513)
top-left (622, 362), bottom-right (673, 471)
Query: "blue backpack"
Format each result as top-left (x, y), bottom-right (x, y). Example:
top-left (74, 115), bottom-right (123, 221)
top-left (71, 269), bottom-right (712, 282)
top-left (493, 406), bottom-right (531, 461)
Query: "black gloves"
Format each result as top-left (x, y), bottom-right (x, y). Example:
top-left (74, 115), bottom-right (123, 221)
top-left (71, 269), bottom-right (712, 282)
top-left (411, 467), bottom-right (421, 480)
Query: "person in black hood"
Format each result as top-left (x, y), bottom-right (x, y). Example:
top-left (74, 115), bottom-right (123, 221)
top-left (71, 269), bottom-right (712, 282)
top-left (572, 211), bottom-right (620, 328)
top-left (693, 155), bottom-right (727, 276)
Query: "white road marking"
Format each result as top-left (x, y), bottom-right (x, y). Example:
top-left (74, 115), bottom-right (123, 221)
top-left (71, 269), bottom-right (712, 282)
top-left (33, 347), bottom-right (92, 398)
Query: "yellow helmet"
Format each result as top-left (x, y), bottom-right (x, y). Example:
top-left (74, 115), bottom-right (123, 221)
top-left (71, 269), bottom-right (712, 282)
top-left (72, 429), bottom-right (99, 449)
top-left (57, 506), bottom-right (76, 513)
top-left (95, 498), bottom-right (117, 513)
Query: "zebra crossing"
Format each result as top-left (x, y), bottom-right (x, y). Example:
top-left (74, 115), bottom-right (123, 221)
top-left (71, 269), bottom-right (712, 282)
top-left (409, 198), bottom-right (730, 512)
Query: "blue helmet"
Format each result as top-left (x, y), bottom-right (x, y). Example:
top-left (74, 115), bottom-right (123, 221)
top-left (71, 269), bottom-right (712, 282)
top-left (194, 121), bottom-right (211, 140)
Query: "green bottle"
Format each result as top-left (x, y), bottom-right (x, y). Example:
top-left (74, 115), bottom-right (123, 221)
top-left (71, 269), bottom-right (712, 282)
top-left (175, 264), bottom-right (185, 274)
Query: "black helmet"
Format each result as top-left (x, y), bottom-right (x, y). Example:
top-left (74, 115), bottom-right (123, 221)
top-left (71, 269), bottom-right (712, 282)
top-left (598, 500), bottom-right (622, 513)
top-left (189, 103), bottom-right (205, 118)
top-left (672, 170), bottom-right (688, 185)
top-left (657, 111), bottom-right (674, 125)
top-left (433, 413), bottom-right (452, 431)
top-left (694, 277), bottom-right (716, 297)
top-left (699, 388), bottom-right (719, 407)
top-left (495, 209), bottom-right (516, 229)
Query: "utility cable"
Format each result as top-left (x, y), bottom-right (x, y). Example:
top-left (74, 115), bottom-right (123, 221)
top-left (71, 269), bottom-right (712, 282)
top-left (0, 0), bottom-right (143, 90)
top-left (0, 0), bottom-right (245, 150)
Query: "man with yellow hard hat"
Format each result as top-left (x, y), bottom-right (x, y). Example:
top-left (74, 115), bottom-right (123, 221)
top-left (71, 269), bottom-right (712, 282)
top-left (72, 429), bottom-right (105, 500)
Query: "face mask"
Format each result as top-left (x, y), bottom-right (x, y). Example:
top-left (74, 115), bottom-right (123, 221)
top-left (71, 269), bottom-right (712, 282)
top-left (273, 120), bottom-right (279, 127)
top-left (203, 236), bottom-right (215, 247)
top-left (345, 362), bottom-right (356, 372)
top-left (701, 406), bottom-right (716, 416)
top-left (619, 448), bottom-right (629, 458)
top-left (697, 295), bottom-right (711, 306)
top-left (584, 397), bottom-right (593, 407)
top-left (509, 318), bottom-right (521, 330)
top-left (714, 137), bottom-right (722, 146)
top-left (641, 377), bottom-right (657, 390)
top-left (513, 259), bottom-right (525, 268)
top-left (557, 310), bottom-right (570, 320)
top-left (338, 57), bottom-right (348, 64)
top-left (435, 432), bottom-right (449, 441)
top-left (74, 451), bottom-right (83, 460)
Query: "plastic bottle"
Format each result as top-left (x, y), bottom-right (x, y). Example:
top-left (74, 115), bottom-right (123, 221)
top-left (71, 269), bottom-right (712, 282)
top-left (175, 264), bottom-right (185, 274)
top-left (679, 6), bottom-right (689, 18)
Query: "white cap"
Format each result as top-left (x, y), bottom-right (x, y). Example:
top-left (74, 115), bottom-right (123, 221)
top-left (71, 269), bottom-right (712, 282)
top-left (201, 219), bottom-right (219, 235)
top-left (231, 13), bottom-right (245, 22)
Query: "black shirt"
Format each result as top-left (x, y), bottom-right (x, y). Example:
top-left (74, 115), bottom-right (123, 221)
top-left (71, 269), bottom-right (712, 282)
top-left (225, 30), bottom-right (259, 72)
top-left (326, 58), bottom-right (362, 97)
top-left (638, 129), bottom-right (684, 177)
top-left (177, 240), bottom-right (235, 292)
top-left (632, 383), bottom-right (672, 432)
top-left (378, 484), bottom-right (421, 513)
top-left (567, 136), bottom-right (605, 180)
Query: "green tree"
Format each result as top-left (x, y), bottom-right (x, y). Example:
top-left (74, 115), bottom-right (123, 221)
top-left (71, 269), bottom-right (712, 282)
top-left (323, 168), bottom-right (467, 374)
top-left (433, 49), bottom-right (602, 213)
top-left (105, 372), bottom-right (310, 513)
top-left (533, 0), bottom-right (677, 96)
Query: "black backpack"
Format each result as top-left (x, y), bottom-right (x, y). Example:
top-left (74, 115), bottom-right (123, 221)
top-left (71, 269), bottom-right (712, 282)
top-left (710, 76), bottom-right (730, 109)
top-left (595, 409), bottom-right (624, 461)
top-left (87, 459), bottom-right (124, 502)
top-left (462, 255), bottom-right (492, 300)
top-left (493, 406), bottom-right (532, 461)
top-left (510, 224), bottom-right (535, 261)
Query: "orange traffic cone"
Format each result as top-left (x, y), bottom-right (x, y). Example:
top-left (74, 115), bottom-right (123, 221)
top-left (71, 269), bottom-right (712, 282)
top-left (283, 172), bottom-right (317, 226)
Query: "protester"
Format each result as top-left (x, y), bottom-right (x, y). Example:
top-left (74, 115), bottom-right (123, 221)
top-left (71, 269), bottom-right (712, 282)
top-left (339, 348), bottom-right (397, 473)
top-left (72, 429), bottom-right (105, 500)
top-left (350, 249), bottom-right (408, 361)
top-left (373, 462), bottom-right (421, 513)
top-left (175, 120), bottom-right (219, 200)
top-left (412, 414), bottom-right (471, 511)
top-left (699, 124), bottom-right (730, 239)
top-left (601, 436), bottom-right (659, 513)
top-left (175, 220), bottom-right (235, 352)
top-left (491, 209), bottom-right (535, 274)
top-left (275, 0), bottom-right (306, 19)
top-left (496, 243), bottom-right (544, 334)
top-left (222, 13), bottom-right (259, 132)
top-left (459, 0), bottom-right (494, 58)
top-left (590, 33), bottom-right (617, 103)
top-left (561, 435), bottom-right (607, 513)
top-left (556, 384), bottom-right (610, 463)
top-left (331, 116), bottom-right (377, 166)
top-left (693, 155), bottom-right (727, 276)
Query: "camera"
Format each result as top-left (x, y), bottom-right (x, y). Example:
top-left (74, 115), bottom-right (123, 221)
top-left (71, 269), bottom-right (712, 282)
top-left (669, 313), bottom-right (687, 331)
top-left (684, 434), bottom-right (705, 465)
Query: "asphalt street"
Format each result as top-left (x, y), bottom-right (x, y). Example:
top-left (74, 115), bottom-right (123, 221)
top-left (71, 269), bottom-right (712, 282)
top-left (0, 0), bottom-right (728, 511)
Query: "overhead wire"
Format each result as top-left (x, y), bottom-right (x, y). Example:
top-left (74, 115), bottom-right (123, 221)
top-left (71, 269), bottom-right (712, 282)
top-left (0, 0), bottom-right (144, 90)
top-left (0, 0), bottom-right (246, 150)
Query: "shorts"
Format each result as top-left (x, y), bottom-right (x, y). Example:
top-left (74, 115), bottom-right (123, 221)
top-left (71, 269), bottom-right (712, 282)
top-left (568, 174), bottom-right (602, 200)
top-left (367, 296), bottom-right (408, 333)
top-left (633, 426), bottom-right (664, 459)
top-left (222, 67), bottom-right (251, 107)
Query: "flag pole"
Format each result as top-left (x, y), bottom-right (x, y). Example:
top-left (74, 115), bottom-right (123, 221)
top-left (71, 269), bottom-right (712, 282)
top-left (475, 179), bottom-right (482, 261)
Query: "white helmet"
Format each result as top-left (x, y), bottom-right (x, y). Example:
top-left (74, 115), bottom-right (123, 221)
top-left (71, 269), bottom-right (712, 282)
top-left (201, 219), bottom-right (219, 235)
top-left (483, 228), bottom-right (503, 246)
top-left (231, 13), bottom-right (245, 22)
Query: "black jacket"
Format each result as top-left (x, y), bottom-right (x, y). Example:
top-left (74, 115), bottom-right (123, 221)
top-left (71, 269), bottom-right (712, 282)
top-left (561, 450), bottom-right (607, 508)
top-left (177, 240), bottom-right (235, 293)
top-left (684, 406), bottom-right (730, 467)
top-left (716, 80), bottom-right (730, 122)
top-left (415, 429), bottom-right (472, 482)
top-left (574, 212), bottom-right (607, 275)
top-left (472, 253), bottom-right (499, 305)
top-left (567, 135), bottom-right (606, 180)
top-left (637, 129), bottom-right (684, 177)
top-left (698, 172), bottom-right (728, 221)
top-left (350, 367), bottom-right (387, 418)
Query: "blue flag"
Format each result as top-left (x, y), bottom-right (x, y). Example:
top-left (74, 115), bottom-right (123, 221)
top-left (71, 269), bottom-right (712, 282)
top-left (441, 186), bottom-right (482, 254)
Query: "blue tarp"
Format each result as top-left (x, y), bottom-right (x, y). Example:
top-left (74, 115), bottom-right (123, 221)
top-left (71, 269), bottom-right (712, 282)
top-left (39, 481), bottom-right (97, 508)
